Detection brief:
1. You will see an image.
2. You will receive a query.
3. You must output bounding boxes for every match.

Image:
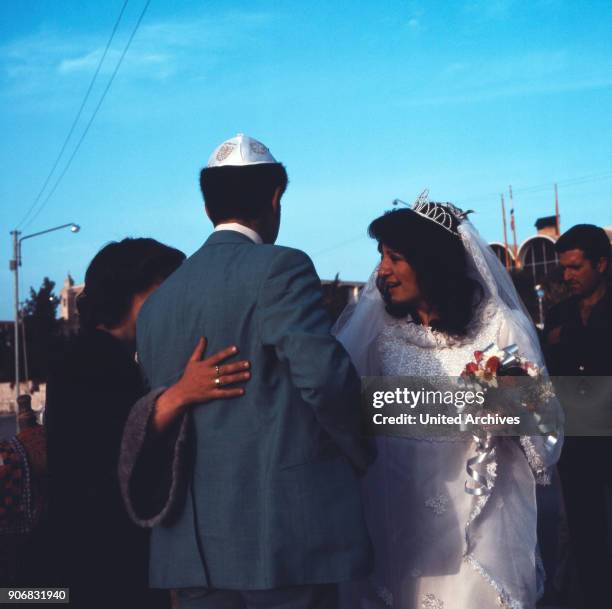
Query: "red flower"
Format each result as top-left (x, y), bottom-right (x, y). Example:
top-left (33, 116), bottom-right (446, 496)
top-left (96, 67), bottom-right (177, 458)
top-left (465, 362), bottom-right (478, 374)
top-left (474, 350), bottom-right (484, 363)
top-left (485, 356), bottom-right (500, 373)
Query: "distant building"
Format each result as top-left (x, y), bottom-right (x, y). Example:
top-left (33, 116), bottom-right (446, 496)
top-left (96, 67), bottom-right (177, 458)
top-left (321, 279), bottom-right (363, 304)
top-left (519, 234), bottom-right (559, 285)
top-left (489, 242), bottom-right (518, 269)
top-left (489, 216), bottom-right (562, 286)
top-left (59, 274), bottom-right (83, 335)
top-left (321, 278), bottom-right (364, 323)
top-left (534, 215), bottom-right (560, 239)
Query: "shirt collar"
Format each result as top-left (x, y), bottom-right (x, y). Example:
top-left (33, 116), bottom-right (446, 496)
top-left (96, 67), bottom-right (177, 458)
top-left (213, 222), bottom-right (263, 244)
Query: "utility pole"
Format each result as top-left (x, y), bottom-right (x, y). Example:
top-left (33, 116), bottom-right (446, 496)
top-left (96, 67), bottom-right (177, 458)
top-left (500, 194), bottom-right (511, 271)
top-left (509, 185), bottom-right (520, 266)
top-left (554, 183), bottom-right (560, 237)
top-left (9, 230), bottom-right (20, 406)
top-left (9, 222), bottom-right (80, 415)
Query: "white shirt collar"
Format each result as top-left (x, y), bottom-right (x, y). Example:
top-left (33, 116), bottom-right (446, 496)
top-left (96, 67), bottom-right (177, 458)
top-left (214, 222), bottom-right (263, 244)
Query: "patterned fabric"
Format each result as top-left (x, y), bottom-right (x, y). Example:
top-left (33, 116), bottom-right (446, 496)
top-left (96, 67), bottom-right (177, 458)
top-left (0, 437), bottom-right (34, 534)
top-left (0, 425), bottom-right (46, 536)
top-left (421, 593), bottom-right (444, 609)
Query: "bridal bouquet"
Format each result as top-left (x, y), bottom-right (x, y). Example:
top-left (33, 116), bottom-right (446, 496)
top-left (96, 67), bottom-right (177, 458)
top-left (460, 343), bottom-right (557, 496)
top-left (461, 343), bottom-right (538, 388)
top-left (461, 342), bottom-right (555, 407)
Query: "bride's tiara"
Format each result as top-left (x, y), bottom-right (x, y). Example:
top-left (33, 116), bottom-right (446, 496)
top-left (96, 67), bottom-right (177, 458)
top-left (393, 190), bottom-right (471, 237)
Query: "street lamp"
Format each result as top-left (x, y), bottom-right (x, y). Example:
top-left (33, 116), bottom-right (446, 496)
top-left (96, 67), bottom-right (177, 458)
top-left (9, 223), bottom-right (80, 406)
top-left (534, 284), bottom-right (545, 330)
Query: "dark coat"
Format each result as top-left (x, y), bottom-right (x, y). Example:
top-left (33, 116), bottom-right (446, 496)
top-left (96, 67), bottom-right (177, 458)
top-left (544, 289), bottom-right (612, 376)
top-left (543, 290), bottom-right (612, 435)
top-left (45, 330), bottom-right (167, 608)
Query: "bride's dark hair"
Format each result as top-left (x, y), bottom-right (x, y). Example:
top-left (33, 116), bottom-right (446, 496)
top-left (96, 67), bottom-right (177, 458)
top-left (368, 208), bottom-right (483, 337)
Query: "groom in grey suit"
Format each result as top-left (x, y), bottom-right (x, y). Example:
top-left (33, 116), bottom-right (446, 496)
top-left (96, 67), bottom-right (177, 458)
top-left (124, 134), bottom-right (372, 608)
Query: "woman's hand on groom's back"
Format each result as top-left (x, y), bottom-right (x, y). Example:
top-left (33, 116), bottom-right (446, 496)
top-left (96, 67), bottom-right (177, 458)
top-left (152, 337), bottom-right (251, 434)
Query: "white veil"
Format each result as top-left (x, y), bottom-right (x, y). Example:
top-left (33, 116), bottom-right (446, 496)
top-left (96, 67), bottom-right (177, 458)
top-left (459, 220), bottom-right (545, 367)
top-left (333, 209), bottom-right (546, 372)
top-left (333, 270), bottom-right (385, 376)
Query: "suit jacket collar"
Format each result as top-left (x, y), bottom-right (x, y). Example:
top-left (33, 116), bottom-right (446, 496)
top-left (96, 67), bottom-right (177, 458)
top-left (214, 223), bottom-right (263, 244)
top-left (204, 229), bottom-right (258, 246)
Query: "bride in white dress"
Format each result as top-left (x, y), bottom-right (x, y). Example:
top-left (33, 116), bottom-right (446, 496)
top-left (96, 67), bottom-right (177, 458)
top-left (335, 194), bottom-right (562, 609)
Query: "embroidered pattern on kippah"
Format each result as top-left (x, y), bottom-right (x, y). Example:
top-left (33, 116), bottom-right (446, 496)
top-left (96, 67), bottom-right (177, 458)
top-left (216, 142), bottom-right (236, 162)
top-left (249, 141), bottom-right (269, 155)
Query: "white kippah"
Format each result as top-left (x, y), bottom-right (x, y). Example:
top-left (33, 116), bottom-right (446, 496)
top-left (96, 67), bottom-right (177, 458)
top-left (207, 133), bottom-right (278, 168)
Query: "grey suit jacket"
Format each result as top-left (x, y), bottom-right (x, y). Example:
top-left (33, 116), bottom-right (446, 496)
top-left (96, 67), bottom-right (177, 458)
top-left (123, 230), bottom-right (372, 590)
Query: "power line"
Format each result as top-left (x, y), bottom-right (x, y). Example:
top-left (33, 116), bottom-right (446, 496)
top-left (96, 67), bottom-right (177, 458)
top-left (313, 169), bottom-right (612, 258)
top-left (16, 0), bottom-right (130, 229)
top-left (312, 234), bottom-right (368, 257)
top-left (511, 170), bottom-right (612, 196)
top-left (456, 170), bottom-right (612, 206)
top-left (22, 0), bottom-right (152, 231)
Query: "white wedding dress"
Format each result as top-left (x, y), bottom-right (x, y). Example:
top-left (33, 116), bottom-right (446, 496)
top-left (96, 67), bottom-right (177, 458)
top-left (336, 220), bottom-right (562, 609)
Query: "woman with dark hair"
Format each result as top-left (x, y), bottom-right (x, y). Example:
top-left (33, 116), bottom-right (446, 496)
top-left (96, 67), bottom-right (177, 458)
top-left (44, 238), bottom-right (250, 609)
top-left (368, 206), bottom-right (483, 336)
top-left (335, 194), bottom-right (562, 609)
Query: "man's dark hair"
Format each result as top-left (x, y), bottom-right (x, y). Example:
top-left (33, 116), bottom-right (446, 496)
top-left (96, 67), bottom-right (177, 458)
top-left (77, 238), bottom-right (185, 331)
top-left (199, 163), bottom-right (288, 224)
top-left (368, 208), bottom-right (483, 337)
top-left (555, 224), bottom-right (611, 266)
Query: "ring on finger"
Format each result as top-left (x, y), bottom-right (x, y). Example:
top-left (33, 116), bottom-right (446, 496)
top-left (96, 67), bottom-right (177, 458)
top-left (214, 377), bottom-right (222, 386)
top-left (215, 365), bottom-right (221, 378)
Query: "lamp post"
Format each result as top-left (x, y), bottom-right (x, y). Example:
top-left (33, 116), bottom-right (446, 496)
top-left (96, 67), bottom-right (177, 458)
top-left (9, 223), bottom-right (80, 407)
top-left (534, 284), bottom-right (545, 331)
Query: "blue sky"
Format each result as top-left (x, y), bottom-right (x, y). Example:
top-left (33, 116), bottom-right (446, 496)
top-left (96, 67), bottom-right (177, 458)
top-left (1, 0), bottom-right (611, 320)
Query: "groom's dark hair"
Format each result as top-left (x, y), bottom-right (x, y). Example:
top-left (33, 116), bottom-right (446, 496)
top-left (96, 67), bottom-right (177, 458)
top-left (200, 163), bottom-right (288, 224)
top-left (369, 208), bottom-right (483, 336)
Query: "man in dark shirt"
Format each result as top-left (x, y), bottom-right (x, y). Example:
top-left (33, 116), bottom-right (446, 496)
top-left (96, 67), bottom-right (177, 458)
top-left (545, 224), bottom-right (612, 377)
top-left (544, 224), bottom-right (612, 609)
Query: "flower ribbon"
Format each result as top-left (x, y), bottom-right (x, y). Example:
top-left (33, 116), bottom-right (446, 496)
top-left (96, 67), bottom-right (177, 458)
top-left (465, 434), bottom-right (496, 496)
top-left (464, 343), bottom-right (557, 496)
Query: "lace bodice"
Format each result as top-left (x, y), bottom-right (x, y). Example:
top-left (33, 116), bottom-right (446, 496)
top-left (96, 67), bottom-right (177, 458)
top-left (375, 298), bottom-right (502, 376)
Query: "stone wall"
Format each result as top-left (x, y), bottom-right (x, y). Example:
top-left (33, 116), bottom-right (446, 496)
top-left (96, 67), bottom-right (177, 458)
top-left (0, 383), bottom-right (46, 415)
